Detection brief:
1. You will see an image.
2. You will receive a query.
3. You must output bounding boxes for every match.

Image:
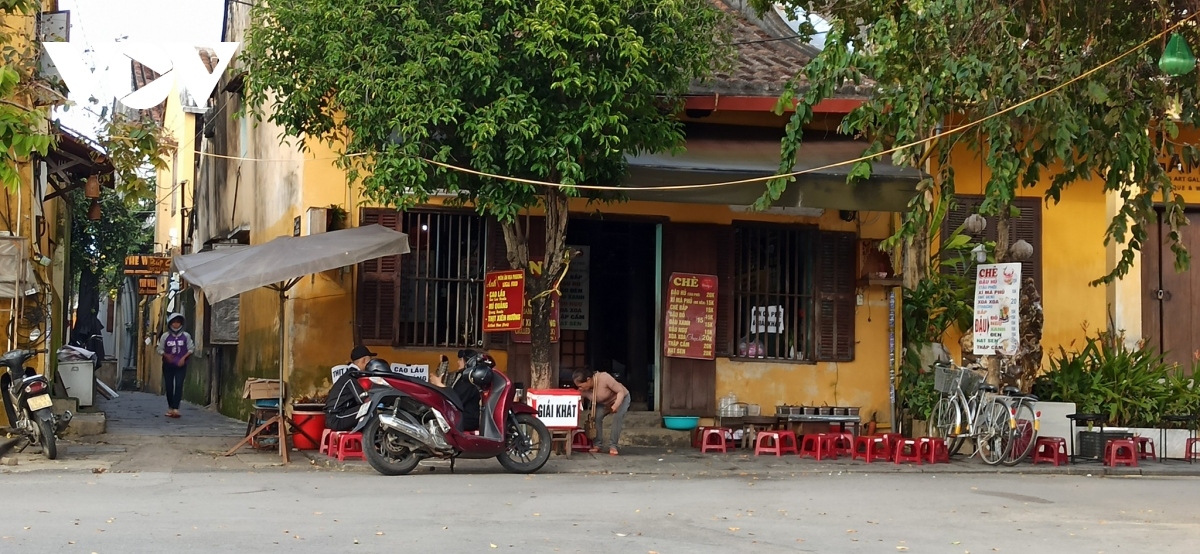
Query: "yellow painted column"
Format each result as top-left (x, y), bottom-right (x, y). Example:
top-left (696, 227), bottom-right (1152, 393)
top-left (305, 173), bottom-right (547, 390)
top-left (1105, 189), bottom-right (1142, 347)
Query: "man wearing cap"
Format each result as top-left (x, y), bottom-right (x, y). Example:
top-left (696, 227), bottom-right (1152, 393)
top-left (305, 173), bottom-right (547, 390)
top-left (350, 345), bottom-right (377, 370)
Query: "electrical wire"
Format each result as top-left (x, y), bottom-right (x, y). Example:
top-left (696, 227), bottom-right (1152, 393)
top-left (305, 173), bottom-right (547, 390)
top-left (188, 12), bottom-right (1197, 195)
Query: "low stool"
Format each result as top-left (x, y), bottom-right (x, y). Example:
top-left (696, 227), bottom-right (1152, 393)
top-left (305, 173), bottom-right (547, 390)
top-left (571, 428), bottom-right (592, 452)
top-left (1133, 436), bottom-right (1156, 461)
top-left (1104, 439), bottom-right (1138, 467)
top-left (852, 435), bottom-right (888, 463)
top-left (700, 427), bottom-right (730, 454)
top-left (754, 431), bottom-right (799, 456)
top-left (319, 429), bottom-right (341, 456)
top-left (1031, 436), bottom-right (1068, 466)
top-left (800, 433), bottom-right (837, 461)
top-left (921, 437), bottom-right (950, 464)
top-left (828, 432), bottom-right (855, 457)
top-left (893, 438), bottom-right (923, 465)
top-left (336, 432), bottom-right (365, 462)
top-left (1186, 438), bottom-right (1200, 463)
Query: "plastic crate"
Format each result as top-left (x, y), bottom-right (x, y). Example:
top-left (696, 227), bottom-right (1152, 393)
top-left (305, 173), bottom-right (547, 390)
top-left (1077, 430), bottom-right (1133, 460)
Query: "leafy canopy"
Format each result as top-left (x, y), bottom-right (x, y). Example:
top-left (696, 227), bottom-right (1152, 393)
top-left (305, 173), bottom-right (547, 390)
top-left (241, 0), bottom-right (729, 217)
top-left (756, 0), bottom-right (1200, 284)
top-left (1, 1), bottom-right (55, 191)
top-left (68, 186), bottom-right (154, 296)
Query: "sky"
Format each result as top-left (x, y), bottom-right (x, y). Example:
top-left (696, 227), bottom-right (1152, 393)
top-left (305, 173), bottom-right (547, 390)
top-left (54, 0), bottom-right (227, 137)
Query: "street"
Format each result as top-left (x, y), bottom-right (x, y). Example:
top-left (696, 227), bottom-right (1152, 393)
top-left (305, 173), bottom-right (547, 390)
top-left (2, 470), bottom-right (1195, 553)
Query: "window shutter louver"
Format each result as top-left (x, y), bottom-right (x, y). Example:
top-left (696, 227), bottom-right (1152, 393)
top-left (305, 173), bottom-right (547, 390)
top-left (815, 231), bottom-right (856, 361)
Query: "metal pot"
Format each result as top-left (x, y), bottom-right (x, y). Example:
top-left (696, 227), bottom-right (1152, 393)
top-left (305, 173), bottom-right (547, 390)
top-left (847, 407), bottom-right (861, 416)
top-left (776, 405), bottom-right (789, 416)
top-left (817, 407), bottom-right (833, 416)
top-left (802, 407), bottom-right (818, 415)
top-left (832, 407), bottom-right (848, 416)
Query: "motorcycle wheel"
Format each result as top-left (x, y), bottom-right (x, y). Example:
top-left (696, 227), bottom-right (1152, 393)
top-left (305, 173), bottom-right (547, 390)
top-left (38, 416), bottom-right (57, 460)
top-left (497, 413), bottom-right (551, 474)
top-left (362, 416), bottom-right (420, 476)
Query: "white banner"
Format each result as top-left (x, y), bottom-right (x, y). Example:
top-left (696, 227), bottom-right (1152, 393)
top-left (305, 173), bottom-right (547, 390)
top-left (973, 263), bottom-right (1021, 356)
top-left (390, 363), bottom-right (429, 381)
top-left (528, 391), bottom-right (582, 429)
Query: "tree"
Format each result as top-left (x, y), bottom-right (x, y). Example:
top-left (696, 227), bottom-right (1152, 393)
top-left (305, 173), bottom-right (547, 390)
top-left (1, 0), bottom-right (55, 191)
top-left (242, 0), bottom-right (730, 388)
top-left (754, 1), bottom-right (1200, 386)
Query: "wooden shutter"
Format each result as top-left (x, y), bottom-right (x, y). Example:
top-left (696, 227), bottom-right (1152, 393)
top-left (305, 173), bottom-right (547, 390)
top-left (942, 195), bottom-right (1042, 290)
top-left (357, 208), bottom-right (401, 345)
top-left (714, 226), bottom-right (734, 357)
top-left (815, 231), bottom-right (856, 361)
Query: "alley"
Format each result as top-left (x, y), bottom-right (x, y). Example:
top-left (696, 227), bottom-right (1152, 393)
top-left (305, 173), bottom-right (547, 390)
top-left (1, 470), bottom-right (1195, 553)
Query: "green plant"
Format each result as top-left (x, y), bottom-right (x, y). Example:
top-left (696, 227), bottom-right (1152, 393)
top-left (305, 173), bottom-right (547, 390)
top-left (327, 204), bottom-right (348, 232)
top-left (897, 347), bottom-right (939, 421)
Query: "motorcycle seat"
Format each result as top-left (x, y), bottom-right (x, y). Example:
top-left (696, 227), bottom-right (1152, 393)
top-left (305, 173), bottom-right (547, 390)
top-left (387, 372), bottom-right (467, 413)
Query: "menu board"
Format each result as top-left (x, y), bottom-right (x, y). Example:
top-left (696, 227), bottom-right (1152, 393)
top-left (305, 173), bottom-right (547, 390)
top-left (664, 272), bottom-right (717, 360)
top-left (972, 262), bottom-right (1021, 356)
top-left (483, 270), bottom-right (525, 332)
top-left (559, 246), bottom-right (590, 331)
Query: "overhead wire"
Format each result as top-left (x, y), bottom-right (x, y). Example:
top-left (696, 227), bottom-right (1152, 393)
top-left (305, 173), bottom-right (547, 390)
top-left (188, 12), bottom-right (1198, 194)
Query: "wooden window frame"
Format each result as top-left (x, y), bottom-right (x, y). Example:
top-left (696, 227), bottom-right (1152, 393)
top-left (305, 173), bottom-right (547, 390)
top-left (940, 195), bottom-right (1043, 291)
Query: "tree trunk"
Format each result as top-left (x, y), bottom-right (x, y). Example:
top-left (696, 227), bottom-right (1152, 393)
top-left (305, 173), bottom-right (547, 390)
top-left (986, 205), bottom-right (1012, 386)
top-left (498, 188), bottom-right (572, 390)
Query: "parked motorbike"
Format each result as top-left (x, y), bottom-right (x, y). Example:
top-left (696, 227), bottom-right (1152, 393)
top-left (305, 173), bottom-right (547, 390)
top-left (0, 349), bottom-right (70, 460)
top-left (350, 356), bottom-right (551, 476)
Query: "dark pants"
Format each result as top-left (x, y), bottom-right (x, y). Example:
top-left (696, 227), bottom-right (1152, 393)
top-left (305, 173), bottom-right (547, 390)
top-left (163, 362), bottom-right (186, 410)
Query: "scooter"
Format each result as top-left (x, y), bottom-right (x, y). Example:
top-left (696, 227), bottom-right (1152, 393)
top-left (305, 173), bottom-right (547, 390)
top-left (0, 349), bottom-right (71, 460)
top-left (350, 357), bottom-right (551, 476)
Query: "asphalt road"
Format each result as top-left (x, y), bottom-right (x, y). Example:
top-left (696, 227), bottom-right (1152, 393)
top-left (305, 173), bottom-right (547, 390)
top-left (2, 471), bottom-right (1195, 553)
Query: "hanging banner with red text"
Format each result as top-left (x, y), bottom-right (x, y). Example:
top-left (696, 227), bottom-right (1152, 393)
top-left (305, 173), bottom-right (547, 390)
top-left (972, 262), bottom-right (1021, 356)
top-left (513, 259), bottom-right (560, 343)
top-left (664, 272), bottom-right (717, 360)
top-left (484, 270), bottom-right (526, 332)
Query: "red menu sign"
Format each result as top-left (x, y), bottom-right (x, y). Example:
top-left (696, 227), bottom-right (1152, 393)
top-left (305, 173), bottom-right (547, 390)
top-left (483, 270), bottom-right (525, 332)
top-left (513, 259), bottom-right (560, 343)
top-left (664, 272), bottom-right (717, 360)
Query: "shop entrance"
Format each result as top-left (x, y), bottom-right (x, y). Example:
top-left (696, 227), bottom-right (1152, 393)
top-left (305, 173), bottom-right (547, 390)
top-left (561, 219), bottom-right (658, 410)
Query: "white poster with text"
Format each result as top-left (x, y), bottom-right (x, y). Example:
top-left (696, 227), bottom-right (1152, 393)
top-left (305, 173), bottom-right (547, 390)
top-left (973, 263), bottom-right (1021, 356)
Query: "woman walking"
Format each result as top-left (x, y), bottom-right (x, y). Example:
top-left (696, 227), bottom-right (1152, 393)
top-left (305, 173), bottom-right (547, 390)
top-left (156, 313), bottom-right (195, 418)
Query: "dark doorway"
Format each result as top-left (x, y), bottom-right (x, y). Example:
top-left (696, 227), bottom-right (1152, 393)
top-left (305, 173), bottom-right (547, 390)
top-left (562, 219), bottom-right (658, 410)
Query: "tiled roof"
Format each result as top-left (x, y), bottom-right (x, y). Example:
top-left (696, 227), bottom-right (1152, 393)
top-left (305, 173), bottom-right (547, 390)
top-left (129, 48), bottom-right (222, 123)
top-left (693, 0), bottom-right (868, 99)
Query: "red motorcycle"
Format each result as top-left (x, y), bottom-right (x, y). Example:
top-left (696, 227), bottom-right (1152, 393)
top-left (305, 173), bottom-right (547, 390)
top-left (349, 356), bottom-right (552, 476)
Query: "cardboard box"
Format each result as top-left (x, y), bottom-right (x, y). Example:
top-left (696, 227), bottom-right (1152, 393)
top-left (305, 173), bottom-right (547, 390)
top-left (243, 378), bottom-right (284, 400)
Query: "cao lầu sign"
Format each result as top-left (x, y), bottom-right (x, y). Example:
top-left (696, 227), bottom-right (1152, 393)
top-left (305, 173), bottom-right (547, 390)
top-left (483, 270), bottom-right (526, 332)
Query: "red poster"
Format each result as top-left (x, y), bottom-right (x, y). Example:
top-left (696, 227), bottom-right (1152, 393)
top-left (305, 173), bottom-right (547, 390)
top-left (483, 270), bottom-right (525, 332)
top-left (513, 259), bottom-right (560, 343)
top-left (664, 272), bottom-right (717, 360)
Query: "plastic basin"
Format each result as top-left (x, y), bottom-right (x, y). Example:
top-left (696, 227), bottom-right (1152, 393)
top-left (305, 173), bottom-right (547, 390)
top-left (662, 416), bottom-right (699, 431)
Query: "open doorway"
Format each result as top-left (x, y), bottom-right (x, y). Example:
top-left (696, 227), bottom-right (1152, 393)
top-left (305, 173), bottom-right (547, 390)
top-left (560, 219), bottom-right (658, 411)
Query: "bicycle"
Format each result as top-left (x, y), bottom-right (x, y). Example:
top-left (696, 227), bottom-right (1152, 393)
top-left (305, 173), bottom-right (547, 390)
top-left (928, 362), bottom-right (1015, 465)
top-left (993, 354), bottom-right (1041, 466)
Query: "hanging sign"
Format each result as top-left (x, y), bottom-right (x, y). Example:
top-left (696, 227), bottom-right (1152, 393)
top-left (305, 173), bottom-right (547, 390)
top-left (527, 389), bottom-right (582, 429)
top-left (124, 255), bottom-right (172, 276)
top-left (137, 277), bottom-right (159, 296)
top-left (664, 272), bottom-right (717, 360)
top-left (390, 363), bottom-right (429, 381)
top-left (331, 364), bottom-right (354, 382)
top-left (513, 259), bottom-right (560, 343)
top-left (484, 270), bottom-right (526, 332)
top-left (972, 263), bottom-right (1021, 356)
top-left (559, 246), bottom-right (590, 331)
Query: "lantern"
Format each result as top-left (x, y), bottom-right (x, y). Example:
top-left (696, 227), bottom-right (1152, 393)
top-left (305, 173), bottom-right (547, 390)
top-left (84, 175), bottom-right (101, 199)
top-left (88, 198), bottom-right (102, 221)
top-left (1010, 239), bottom-right (1034, 261)
top-left (1159, 32), bottom-right (1196, 77)
top-left (964, 213), bottom-right (987, 234)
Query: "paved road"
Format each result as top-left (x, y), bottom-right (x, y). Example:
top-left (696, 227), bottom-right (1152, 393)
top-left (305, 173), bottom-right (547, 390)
top-left (2, 471), bottom-right (1195, 553)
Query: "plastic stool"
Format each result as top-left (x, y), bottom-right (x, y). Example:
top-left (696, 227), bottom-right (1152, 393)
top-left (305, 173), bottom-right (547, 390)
top-left (893, 438), bottom-right (923, 465)
top-left (571, 428), bottom-right (592, 452)
top-left (799, 433), bottom-right (837, 461)
top-left (852, 435), bottom-right (889, 463)
top-left (828, 432), bottom-right (855, 457)
top-left (1032, 436), bottom-right (1068, 466)
top-left (1186, 438), bottom-right (1200, 462)
top-left (754, 431), bottom-right (799, 456)
top-left (701, 428), bottom-right (730, 454)
top-left (336, 432), bottom-right (365, 462)
top-left (1133, 436), bottom-right (1156, 460)
top-left (320, 429), bottom-right (343, 456)
top-left (1104, 439), bottom-right (1138, 467)
top-left (922, 437), bottom-right (950, 464)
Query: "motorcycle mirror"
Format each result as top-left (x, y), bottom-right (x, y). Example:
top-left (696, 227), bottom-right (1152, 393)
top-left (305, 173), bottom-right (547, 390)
top-left (27, 329), bottom-right (41, 342)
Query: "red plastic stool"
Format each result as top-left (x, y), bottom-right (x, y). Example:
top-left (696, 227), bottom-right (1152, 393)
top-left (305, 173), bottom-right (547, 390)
top-left (754, 431), bottom-right (799, 456)
top-left (799, 433), bottom-right (837, 461)
top-left (1186, 438), bottom-right (1200, 462)
top-left (1133, 436), bottom-right (1156, 460)
top-left (692, 426), bottom-right (709, 449)
top-left (1032, 436), bottom-right (1068, 466)
top-left (320, 429), bottom-right (339, 455)
top-left (893, 438), bottom-right (923, 465)
top-left (921, 437), bottom-right (950, 464)
top-left (571, 428), bottom-right (592, 452)
top-left (1104, 439), bottom-right (1138, 467)
top-left (852, 435), bottom-right (889, 463)
top-left (828, 432), bottom-right (855, 457)
top-left (336, 432), bottom-right (365, 462)
top-left (700, 428), bottom-right (730, 453)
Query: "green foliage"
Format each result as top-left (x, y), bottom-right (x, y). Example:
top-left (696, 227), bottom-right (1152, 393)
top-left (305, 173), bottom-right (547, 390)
top-left (68, 187), bottom-right (154, 296)
top-left (1, 0), bottom-right (55, 192)
top-left (897, 347), bottom-right (939, 420)
top-left (240, 0), bottom-right (730, 219)
top-left (95, 112), bottom-right (175, 200)
top-left (755, 0), bottom-right (1199, 285)
top-left (1032, 331), bottom-right (1200, 427)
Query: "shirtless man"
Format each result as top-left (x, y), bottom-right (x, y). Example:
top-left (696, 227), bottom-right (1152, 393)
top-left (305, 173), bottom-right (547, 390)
top-left (573, 368), bottom-right (630, 456)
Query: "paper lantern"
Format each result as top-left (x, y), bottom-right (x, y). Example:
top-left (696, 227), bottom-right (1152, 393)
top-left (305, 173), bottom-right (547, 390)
top-left (1010, 239), bottom-right (1034, 261)
top-left (1159, 32), bottom-right (1196, 77)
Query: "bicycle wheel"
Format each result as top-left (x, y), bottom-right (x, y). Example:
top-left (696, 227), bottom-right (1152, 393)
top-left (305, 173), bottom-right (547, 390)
top-left (1002, 402), bottom-right (1038, 466)
top-left (929, 397), bottom-right (957, 440)
top-left (976, 400), bottom-right (1014, 465)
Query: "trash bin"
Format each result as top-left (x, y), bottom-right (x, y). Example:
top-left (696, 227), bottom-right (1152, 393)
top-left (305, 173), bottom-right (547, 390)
top-left (58, 361), bottom-right (94, 407)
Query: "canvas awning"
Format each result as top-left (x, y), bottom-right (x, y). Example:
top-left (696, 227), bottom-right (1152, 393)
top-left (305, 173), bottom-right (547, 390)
top-left (173, 224), bottom-right (411, 303)
top-left (623, 138), bottom-right (924, 212)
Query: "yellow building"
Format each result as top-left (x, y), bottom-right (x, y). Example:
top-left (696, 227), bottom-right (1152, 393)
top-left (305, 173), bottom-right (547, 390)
top-left (1, 2), bottom-right (115, 425)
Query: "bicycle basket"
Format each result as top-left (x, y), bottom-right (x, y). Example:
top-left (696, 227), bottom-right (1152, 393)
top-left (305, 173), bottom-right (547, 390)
top-left (933, 364), bottom-right (959, 395)
top-left (958, 367), bottom-right (985, 395)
